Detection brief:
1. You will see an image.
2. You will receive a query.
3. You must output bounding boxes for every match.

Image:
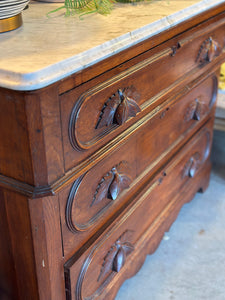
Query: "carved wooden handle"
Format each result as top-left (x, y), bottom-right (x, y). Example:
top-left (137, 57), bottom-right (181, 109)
top-left (98, 230), bottom-right (134, 282)
top-left (96, 89), bottom-right (141, 129)
top-left (184, 98), bottom-right (209, 123)
top-left (188, 157), bottom-right (198, 178)
top-left (183, 152), bottom-right (200, 179)
top-left (192, 99), bottom-right (201, 121)
top-left (91, 161), bottom-right (132, 207)
top-left (197, 37), bottom-right (222, 64)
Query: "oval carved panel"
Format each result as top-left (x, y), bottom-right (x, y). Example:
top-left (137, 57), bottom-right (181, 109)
top-left (69, 85), bottom-right (141, 151)
top-left (65, 161), bottom-right (133, 233)
top-left (75, 230), bottom-right (135, 300)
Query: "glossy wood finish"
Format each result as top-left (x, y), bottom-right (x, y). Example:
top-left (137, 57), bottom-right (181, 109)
top-left (0, 4), bottom-right (225, 300)
top-left (61, 16), bottom-right (225, 170)
top-left (0, 189), bottom-right (39, 300)
top-left (64, 121), bottom-right (213, 300)
top-left (59, 72), bottom-right (218, 257)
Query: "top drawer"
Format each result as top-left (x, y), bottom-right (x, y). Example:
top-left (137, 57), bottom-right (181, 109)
top-left (60, 15), bottom-right (225, 171)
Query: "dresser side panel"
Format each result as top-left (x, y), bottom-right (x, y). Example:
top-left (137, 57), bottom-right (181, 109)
top-left (0, 189), bottom-right (18, 300)
top-left (25, 87), bottom-right (64, 186)
top-left (0, 89), bottom-right (34, 184)
top-left (29, 195), bottom-right (66, 300)
top-left (0, 188), bottom-right (39, 300)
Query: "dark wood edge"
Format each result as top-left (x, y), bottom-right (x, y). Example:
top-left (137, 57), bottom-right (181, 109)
top-left (0, 174), bottom-right (55, 198)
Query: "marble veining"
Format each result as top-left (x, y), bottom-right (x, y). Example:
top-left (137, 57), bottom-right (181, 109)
top-left (0, 0), bottom-right (224, 91)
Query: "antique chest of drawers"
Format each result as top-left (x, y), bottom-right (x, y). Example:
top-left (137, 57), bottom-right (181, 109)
top-left (0, 1), bottom-right (225, 299)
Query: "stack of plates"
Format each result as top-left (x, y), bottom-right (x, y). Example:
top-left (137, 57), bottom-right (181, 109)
top-left (0, 0), bottom-right (30, 20)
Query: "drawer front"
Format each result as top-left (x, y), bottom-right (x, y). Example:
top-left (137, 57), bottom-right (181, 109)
top-left (61, 17), bottom-right (225, 171)
top-left (59, 73), bottom-right (217, 257)
top-left (64, 121), bottom-right (213, 300)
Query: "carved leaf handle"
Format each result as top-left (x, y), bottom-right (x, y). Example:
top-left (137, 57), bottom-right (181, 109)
top-left (96, 88), bottom-right (141, 129)
top-left (91, 161), bottom-right (132, 207)
top-left (183, 152), bottom-right (200, 178)
top-left (184, 98), bottom-right (208, 122)
top-left (188, 157), bottom-right (198, 178)
top-left (109, 166), bottom-right (132, 200)
top-left (197, 37), bottom-right (222, 64)
top-left (98, 230), bottom-right (134, 282)
top-left (113, 247), bottom-right (126, 272)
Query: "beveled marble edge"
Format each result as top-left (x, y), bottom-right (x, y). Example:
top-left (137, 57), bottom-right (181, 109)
top-left (0, 0), bottom-right (224, 91)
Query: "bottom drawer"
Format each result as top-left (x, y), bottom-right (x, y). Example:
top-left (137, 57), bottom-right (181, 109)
top-left (64, 120), bottom-right (213, 300)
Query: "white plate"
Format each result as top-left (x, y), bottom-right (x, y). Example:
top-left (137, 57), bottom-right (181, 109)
top-left (0, 0), bottom-right (29, 19)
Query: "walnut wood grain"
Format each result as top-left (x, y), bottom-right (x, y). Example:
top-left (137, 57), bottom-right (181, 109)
top-left (101, 162), bottom-right (212, 300)
top-left (29, 195), bottom-right (66, 300)
top-left (0, 86), bottom-right (64, 187)
top-left (59, 73), bottom-right (218, 258)
top-left (64, 121), bottom-right (213, 300)
top-left (0, 6), bottom-right (224, 300)
top-left (0, 188), bottom-right (39, 300)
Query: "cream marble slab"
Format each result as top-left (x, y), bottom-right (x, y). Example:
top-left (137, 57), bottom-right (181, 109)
top-left (0, 0), bottom-right (224, 91)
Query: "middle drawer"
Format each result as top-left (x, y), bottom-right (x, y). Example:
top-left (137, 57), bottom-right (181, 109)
top-left (59, 73), bottom-right (217, 258)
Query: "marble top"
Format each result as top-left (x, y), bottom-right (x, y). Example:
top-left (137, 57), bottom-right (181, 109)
top-left (0, 0), bottom-right (224, 91)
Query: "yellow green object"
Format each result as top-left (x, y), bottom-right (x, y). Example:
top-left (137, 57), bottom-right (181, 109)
top-left (48, 0), bottom-right (150, 17)
top-left (48, 0), bottom-right (115, 17)
top-left (219, 63), bottom-right (225, 90)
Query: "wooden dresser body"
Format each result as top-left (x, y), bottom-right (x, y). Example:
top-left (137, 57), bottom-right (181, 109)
top-left (0, 2), bottom-right (225, 299)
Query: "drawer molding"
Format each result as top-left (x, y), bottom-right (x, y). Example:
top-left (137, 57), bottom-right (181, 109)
top-left (68, 48), bottom-right (170, 151)
top-left (67, 160), bottom-right (211, 300)
top-left (96, 88), bottom-right (141, 129)
top-left (64, 125), bottom-right (212, 300)
top-left (65, 174), bottom-right (85, 233)
top-left (65, 161), bottom-right (132, 233)
top-left (74, 171), bottom-right (210, 300)
top-left (0, 73), bottom-right (217, 201)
